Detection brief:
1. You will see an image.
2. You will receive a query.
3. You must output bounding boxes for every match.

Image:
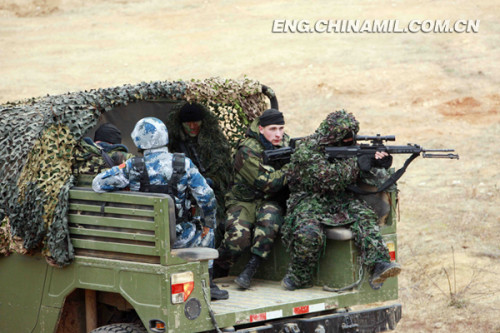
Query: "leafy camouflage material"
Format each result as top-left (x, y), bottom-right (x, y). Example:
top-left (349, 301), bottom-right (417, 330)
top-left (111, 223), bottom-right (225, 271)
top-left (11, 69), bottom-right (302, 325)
top-left (73, 139), bottom-right (134, 176)
top-left (282, 110), bottom-right (391, 288)
top-left (166, 103), bottom-right (233, 220)
top-left (0, 78), bottom-right (268, 266)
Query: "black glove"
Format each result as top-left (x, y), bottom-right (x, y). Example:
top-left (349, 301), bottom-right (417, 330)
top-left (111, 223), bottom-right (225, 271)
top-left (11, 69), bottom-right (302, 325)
top-left (373, 154), bottom-right (393, 169)
top-left (358, 154), bottom-right (393, 171)
top-left (357, 155), bottom-right (373, 172)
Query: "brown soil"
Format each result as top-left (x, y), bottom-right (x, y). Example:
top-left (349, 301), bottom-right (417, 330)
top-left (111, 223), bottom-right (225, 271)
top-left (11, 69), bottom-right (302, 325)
top-left (1, 1), bottom-right (499, 332)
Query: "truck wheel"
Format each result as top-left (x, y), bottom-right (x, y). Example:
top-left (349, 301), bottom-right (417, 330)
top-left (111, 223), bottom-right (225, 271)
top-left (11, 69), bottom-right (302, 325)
top-left (90, 323), bottom-right (147, 333)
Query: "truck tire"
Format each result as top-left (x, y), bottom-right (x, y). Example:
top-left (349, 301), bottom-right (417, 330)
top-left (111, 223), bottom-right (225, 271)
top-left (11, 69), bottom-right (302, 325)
top-left (90, 323), bottom-right (147, 333)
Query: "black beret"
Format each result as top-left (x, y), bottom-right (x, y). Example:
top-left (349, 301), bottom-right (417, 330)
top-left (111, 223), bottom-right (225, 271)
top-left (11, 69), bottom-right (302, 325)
top-left (259, 108), bottom-right (284, 126)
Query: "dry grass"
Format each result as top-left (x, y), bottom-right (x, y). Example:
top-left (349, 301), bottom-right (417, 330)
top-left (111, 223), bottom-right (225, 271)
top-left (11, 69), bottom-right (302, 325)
top-left (1, 0), bottom-right (499, 332)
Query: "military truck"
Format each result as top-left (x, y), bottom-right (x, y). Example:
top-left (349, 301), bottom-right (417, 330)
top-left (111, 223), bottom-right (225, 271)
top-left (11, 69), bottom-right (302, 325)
top-left (0, 78), bottom-right (401, 333)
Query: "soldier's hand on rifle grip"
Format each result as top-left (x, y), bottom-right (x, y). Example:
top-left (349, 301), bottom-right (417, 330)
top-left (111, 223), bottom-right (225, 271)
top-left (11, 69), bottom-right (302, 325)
top-left (374, 151), bottom-right (393, 169)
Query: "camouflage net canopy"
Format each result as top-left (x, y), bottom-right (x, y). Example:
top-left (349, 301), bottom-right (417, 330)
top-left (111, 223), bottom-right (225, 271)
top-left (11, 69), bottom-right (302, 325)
top-left (0, 77), bottom-right (268, 266)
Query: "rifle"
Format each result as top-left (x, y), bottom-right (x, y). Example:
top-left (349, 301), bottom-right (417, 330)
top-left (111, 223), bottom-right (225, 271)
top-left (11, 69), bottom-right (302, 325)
top-left (326, 134), bottom-right (459, 160)
top-left (263, 133), bottom-right (459, 195)
top-left (262, 137), bottom-right (303, 164)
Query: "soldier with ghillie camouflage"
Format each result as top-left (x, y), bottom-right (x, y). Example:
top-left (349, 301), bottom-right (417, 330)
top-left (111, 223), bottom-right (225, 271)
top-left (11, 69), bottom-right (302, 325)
top-left (166, 102), bottom-right (233, 232)
top-left (214, 109), bottom-right (290, 289)
top-left (281, 110), bottom-right (401, 290)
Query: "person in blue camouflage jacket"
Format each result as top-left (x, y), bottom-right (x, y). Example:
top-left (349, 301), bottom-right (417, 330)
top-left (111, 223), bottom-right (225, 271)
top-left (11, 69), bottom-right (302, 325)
top-left (214, 109), bottom-right (290, 290)
top-left (281, 110), bottom-right (401, 291)
top-left (92, 117), bottom-right (228, 300)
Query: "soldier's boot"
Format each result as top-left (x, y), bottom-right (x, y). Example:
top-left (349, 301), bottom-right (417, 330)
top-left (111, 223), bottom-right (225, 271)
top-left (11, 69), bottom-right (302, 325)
top-left (281, 274), bottom-right (298, 291)
top-left (234, 254), bottom-right (262, 289)
top-left (209, 268), bottom-right (229, 300)
top-left (371, 261), bottom-right (401, 285)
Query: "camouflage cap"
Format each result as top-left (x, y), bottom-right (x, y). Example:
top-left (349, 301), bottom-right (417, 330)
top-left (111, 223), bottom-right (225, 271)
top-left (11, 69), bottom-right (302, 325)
top-left (315, 110), bottom-right (359, 145)
top-left (131, 117), bottom-right (169, 150)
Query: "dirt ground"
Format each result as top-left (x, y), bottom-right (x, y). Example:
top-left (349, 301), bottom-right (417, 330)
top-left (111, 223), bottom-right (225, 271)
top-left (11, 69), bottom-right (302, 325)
top-left (1, 0), bottom-right (499, 332)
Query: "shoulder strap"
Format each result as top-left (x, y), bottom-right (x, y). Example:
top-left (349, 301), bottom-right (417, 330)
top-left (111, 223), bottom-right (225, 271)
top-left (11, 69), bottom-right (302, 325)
top-left (348, 153), bottom-right (420, 195)
top-left (101, 150), bottom-right (116, 168)
top-left (131, 157), bottom-right (149, 191)
top-left (170, 153), bottom-right (186, 194)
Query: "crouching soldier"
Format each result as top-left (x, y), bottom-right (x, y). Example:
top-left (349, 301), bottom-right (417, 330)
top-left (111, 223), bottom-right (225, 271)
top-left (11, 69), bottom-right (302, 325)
top-left (281, 110), bottom-right (401, 290)
top-left (92, 117), bottom-right (228, 300)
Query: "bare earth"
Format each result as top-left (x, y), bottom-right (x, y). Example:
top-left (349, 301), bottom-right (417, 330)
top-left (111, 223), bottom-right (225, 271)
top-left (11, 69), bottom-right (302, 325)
top-left (1, 1), bottom-right (499, 332)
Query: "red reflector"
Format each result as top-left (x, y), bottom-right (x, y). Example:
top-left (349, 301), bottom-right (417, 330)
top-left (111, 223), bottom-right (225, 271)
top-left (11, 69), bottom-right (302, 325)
top-left (389, 251), bottom-right (396, 261)
top-left (250, 313), bottom-right (266, 322)
top-left (293, 305), bottom-right (309, 315)
top-left (171, 283), bottom-right (184, 294)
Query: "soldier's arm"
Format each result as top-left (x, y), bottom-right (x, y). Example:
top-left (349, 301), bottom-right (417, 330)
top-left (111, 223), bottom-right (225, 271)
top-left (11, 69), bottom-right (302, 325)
top-left (184, 159), bottom-right (217, 228)
top-left (236, 146), bottom-right (288, 194)
top-left (92, 160), bottom-right (132, 193)
top-left (288, 143), bottom-right (358, 193)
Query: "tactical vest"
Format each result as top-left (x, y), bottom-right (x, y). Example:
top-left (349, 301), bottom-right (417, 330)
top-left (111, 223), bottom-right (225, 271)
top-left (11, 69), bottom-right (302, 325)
top-left (131, 153), bottom-right (185, 196)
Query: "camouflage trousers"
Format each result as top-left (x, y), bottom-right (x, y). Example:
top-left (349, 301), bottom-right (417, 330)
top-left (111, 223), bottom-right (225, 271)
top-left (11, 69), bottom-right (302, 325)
top-left (216, 199), bottom-right (284, 269)
top-left (282, 193), bottom-right (390, 288)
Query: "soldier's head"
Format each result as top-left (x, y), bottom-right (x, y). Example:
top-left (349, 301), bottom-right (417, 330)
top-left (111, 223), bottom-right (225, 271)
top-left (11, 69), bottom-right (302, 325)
top-left (94, 123), bottom-right (122, 144)
top-left (131, 117), bottom-right (169, 150)
top-left (179, 102), bottom-right (206, 138)
top-left (315, 110), bottom-right (359, 146)
top-left (258, 108), bottom-right (285, 146)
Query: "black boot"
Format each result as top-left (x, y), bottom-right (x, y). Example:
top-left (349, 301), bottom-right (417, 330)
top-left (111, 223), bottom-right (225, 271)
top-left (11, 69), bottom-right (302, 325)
top-left (234, 255), bottom-right (262, 289)
top-left (371, 261), bottom-right (401, 286)
top-left (209, 268), bottom-right (229, 300)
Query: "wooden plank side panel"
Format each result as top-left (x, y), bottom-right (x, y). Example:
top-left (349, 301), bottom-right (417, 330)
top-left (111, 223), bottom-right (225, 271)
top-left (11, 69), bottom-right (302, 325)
top-left (69, 189), bottom-right (168, 206)
top-left (69, 203), bottom-right (155, 217)
top-left (71, 239), bottom-right (158, 256)
top-left (69, 215), bottom-right (156, 230)
top-left (69, 227), bottom-right (156, 243)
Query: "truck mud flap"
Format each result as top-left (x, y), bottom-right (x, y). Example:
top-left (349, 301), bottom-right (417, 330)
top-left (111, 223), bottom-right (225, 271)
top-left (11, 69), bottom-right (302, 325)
top-left (226, 303), bottom-right (402, 333)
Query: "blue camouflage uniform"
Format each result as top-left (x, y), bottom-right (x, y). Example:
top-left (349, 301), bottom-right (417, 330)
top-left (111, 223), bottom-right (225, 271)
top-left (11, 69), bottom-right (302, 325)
top-left (92, 117), bottom-right (217, 261)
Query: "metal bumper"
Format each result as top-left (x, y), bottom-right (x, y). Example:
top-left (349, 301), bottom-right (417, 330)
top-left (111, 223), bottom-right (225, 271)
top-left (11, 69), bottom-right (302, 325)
top-left (224, 303), bottom-right (402, 333)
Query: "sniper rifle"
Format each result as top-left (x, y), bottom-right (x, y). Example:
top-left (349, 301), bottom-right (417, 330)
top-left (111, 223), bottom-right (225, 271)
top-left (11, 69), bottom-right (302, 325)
top-left (263, 134), bottom-right (459, 194)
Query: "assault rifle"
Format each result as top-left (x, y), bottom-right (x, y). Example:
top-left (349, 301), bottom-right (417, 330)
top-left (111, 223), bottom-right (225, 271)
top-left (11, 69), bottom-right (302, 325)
top-left (263, 134), bottom-right (459, 164)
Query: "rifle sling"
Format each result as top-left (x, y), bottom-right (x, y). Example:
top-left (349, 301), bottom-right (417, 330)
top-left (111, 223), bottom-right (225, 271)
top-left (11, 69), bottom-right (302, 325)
top-left (100, 149), bottom-right (116, 168)
top-left (347, 153), bottom-right (420, 195)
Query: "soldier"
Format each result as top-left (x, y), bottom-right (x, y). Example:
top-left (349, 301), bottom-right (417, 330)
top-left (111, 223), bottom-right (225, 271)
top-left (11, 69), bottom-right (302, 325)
top-left (92, 117), bottom-right (228, 300)
top-left (167, 102), bottom-right (233, 239)
top-left (281, 110), bottom-right (401, 290)
top-left (73, 123), bottom-right (134, 175)
top-left (214, 109), bottom-right (290, 289)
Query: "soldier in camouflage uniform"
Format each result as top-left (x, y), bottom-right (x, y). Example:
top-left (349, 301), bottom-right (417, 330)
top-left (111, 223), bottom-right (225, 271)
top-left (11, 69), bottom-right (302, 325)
top-left (73, 123), bottom-right (134, 176)
top-left (215, 109), bottom-right (290, 289)
top-left (281, 110), bottom-right (401, 290)
top-left (92, 117), bottom-right (228, 300)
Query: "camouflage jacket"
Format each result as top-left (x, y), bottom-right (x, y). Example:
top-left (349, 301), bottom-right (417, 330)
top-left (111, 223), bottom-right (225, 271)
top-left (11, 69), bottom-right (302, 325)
top-left (227, 118), bottom-right (290, 203)
top-left (284, 110), bottom-right (393, 226)
top-left (73, 138), bottom-right (133, 175)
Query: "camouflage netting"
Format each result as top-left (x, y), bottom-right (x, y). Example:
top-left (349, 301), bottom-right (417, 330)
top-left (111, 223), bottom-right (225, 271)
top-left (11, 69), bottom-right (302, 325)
top-left (0, 77), bottom-right (268, 266)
